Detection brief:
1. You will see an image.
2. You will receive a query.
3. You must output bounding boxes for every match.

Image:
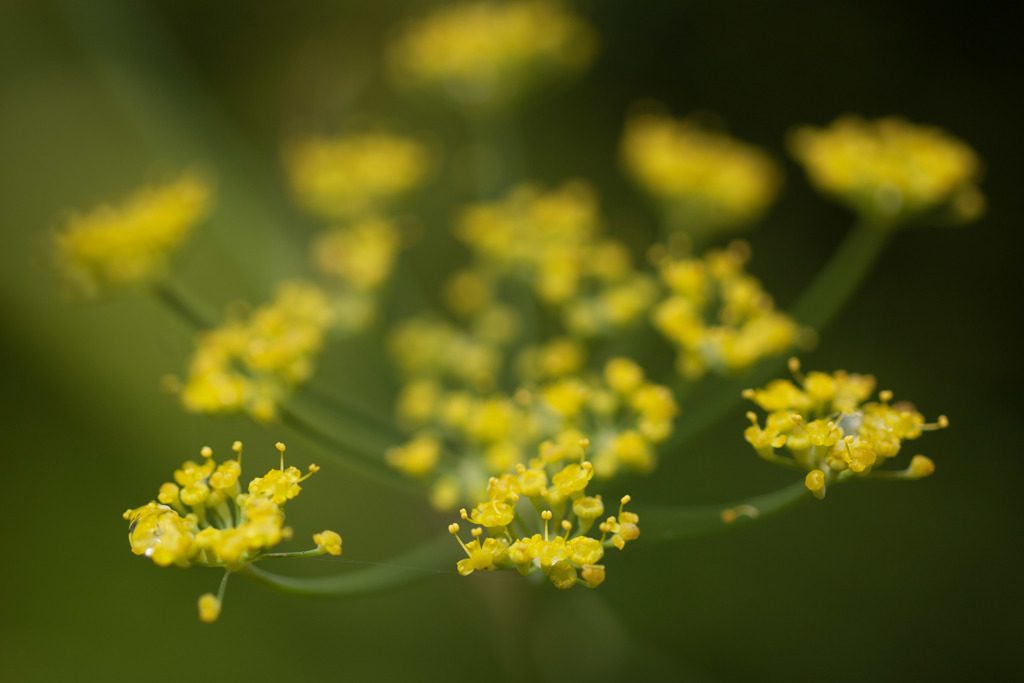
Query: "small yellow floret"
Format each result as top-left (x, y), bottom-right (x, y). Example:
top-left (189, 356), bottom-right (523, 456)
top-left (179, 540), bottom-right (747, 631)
top-left (313, 530), bottom-right (343, 556)
top-left (198, 593), bottom-right (221, 623)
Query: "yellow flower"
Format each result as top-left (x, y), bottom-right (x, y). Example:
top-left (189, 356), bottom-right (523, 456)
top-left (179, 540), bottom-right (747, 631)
top-left (55, 171), bottom-right (211, 296)
top-left (179, 281), bottom-right (334, 421)
top-left (621, 110), bottom-right (781, 234)
top-left (456, 181), bottom-right (599, 304)
top-left (311, 216), bottom-right (403, 291)
top-left (389, 0), bottom-right (597, 108)
top-left (789, 115), bottom-right (984, 225)
top-left (744, 360), bottom-right (949, 498)
top-left (652, 241), bottom-right (807, 378)
top-left (313, 530), bottom-right (343, 556)
top-left (124, 442), bottom-right (341, 621)
top-left (448, 439), bottom-right (637, 589)
top-left (284, 132), bottom-right (431, 219)
top-left (386, 433), bottom-right (442, 478)
top-left (197, 594), bottom-right (221, 623)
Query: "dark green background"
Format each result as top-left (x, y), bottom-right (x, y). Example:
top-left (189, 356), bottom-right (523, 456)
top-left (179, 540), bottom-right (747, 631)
top-left (2, 1), bottom-right (1021, 681)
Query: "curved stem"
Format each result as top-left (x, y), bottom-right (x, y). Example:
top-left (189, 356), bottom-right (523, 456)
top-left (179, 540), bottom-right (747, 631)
top-left (151, 278), bottom-right (217, 330)
top-left (790, 220), bottom-right (891, 330)
top-left (239, 534), bottom-right (453, 598)
top-left (278, 403), bottom-right (426, 498)
top-left (637, 480), bottom-right (811, 542)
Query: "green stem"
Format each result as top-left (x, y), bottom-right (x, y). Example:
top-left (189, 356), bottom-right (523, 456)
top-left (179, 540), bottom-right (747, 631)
top-left (302, 378), bottom-right (400, 438)
top-left (239, 534), bottom-right (453, 598)
top-left (151, 278), bottom-right (217, 330)
top-left (637, 480), bottom-right (811, 542)
top-left (661, 220), bottom-right (892, 454)
top-left (215, 568), bottom-right (231, 602)
top-left (790, 220), bottom-right (891, 331)
top-left (278, 403), bottom-right (426, 498)
top-left (260, 548), bottom-right (328, 560)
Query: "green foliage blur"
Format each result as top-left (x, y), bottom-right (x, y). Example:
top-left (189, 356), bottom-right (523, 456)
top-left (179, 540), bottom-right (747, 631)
top-left (1, 1), bottom-right (1021, 681)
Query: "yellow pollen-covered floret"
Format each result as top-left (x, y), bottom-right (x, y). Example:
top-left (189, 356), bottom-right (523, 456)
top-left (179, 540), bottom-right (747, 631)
top-left (448, 437), bottom-right (637, 589)
top-left (744, 365), bottom-right (947, 498)
top-left (313, 530), bottom-right (343, 556)
top-left (197, 593), bottom-right (221, 623)
top-left (125, 438), bottom-right (336, 621)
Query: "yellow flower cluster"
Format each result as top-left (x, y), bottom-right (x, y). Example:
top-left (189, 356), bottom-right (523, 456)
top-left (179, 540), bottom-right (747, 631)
top-left (284, 131), bottom-right (431, 219)
top-left (789, 115), bottom-right (984, 225)
top-left (387, 356), bottom-right (678, 508)
top-left (621, 110), bottom-right (782, 235)
top-left (310, 215), bottom-right (404, 332)
top-left (123, 442), bottom-right (341, 621)
top-left (449, 437), bottom-right (638, 589)
top-left (389, 314), bottom-right (511, 393)
top-left (743, 360), bottom-right (947, 499)
top-left (180, 281), bottom-right (335, 421)
top-left (388, 0), bottom-right (597, 108)
top-left (455, 181), bottom-right (656, 335)
top-left (515, 336), bottom-right (586, 382)
top-left (311, 216), bottom-right (402, 292)
top-left (55, 171), bottom-right (211, 297)
top-left (652, 241), bottom-right (806, 378)
top-left (536, 357), bottom-right (678, 478)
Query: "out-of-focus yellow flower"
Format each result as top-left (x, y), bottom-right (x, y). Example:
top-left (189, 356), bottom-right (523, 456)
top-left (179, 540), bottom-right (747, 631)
top-left (789, 115), bottom-right (984, 225)
top-left (386, 432), bottom-right (443, 478)
top-left (454, 182), bottom-right (654, 336)
top-left (652, 241), bottom-right (808, 378)
top-left (449, 437), bottom-right (637, 589)
top-left (457, 181), bottom-right (599, 304)
top-left (311, 215), bottom-right (403, 291)
top-left (516, 336), bottom-right (587, 381)
top-left (124, 442), bottom-right (341, 621)
top-left (388, 0), bottom-right (597, 108)
top-left (743, 359), bottom-right (948, 498)
top-left (180, 281), bottom-right (335, 421)
top-left (534, 358), bottom-right (679, 478)
top-left (621, 111), bottom-right (781, 235)
top-left (389, 314), bottom-right (508, 392)
top-left (284, 132), bottom-right (431, 219)
top-left (55, 171), bottom-right (211, 297)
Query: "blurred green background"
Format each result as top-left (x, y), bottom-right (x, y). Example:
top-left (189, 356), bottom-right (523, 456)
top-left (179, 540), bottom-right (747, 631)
top-left (2, 1), bottom-right (1021, 681)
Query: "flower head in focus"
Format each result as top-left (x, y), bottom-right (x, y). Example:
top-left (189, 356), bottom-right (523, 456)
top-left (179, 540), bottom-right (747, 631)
top-left (449, 436), bottom-right (638, 589)
top-left (388, 0), bottom-right (597, 109)
top-left (621, 109), bottom-right (782, 236)
top-left (743, 359), bottom-right (948, 499)
top-left (789, 115), bottom-right (984, 226)
top-left (55, 171), bottom-right (212, 297)
top-left (123, 442), bottom-right (341, 621)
